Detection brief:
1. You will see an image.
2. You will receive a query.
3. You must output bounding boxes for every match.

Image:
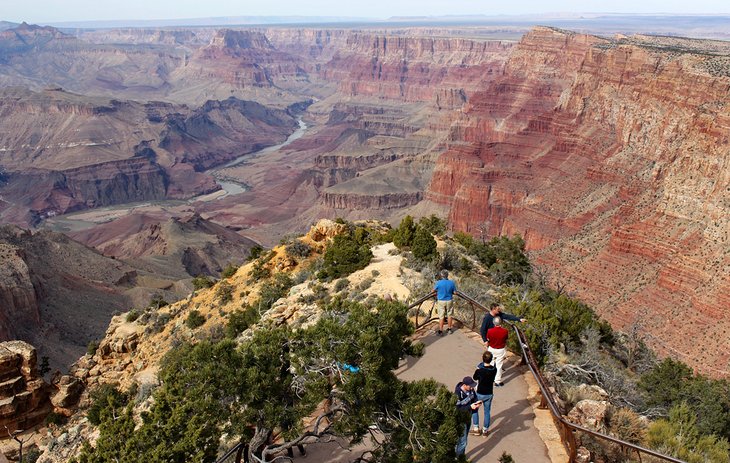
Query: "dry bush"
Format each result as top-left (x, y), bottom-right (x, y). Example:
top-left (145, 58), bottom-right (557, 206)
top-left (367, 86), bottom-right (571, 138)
top-left (608, 407), bottom-right (647, 445)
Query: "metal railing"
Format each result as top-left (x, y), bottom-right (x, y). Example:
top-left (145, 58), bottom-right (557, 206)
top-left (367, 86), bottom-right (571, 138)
top-left (214, 441), bottom-right (245, 463)
top-left (407, 291), bottom-right (685, 463)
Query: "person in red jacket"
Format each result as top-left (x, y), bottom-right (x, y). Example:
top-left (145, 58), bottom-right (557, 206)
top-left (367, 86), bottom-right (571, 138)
top-left (486, 316), bottom-right (509, 386)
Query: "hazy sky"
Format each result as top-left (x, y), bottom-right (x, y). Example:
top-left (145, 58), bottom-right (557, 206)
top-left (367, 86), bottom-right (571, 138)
top-left (5, 0), bottom-right (729, 23)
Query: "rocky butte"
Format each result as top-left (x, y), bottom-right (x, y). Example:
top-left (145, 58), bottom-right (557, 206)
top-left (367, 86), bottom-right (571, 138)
top-left (0, 23), bottom-right (726, 375)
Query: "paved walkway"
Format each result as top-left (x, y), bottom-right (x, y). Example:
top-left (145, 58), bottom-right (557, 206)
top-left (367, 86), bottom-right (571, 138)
top-left (395, 327), bottom-right (551, 463)
top-left (294, 326), bottom-right (552, 462)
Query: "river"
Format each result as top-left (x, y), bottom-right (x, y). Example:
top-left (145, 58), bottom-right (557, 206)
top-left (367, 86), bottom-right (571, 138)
top-left (42, 118), bottom-right (309, 233)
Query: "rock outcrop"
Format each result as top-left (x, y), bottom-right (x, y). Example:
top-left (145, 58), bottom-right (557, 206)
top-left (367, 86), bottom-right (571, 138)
top-left (0, 225), bottom-right (190, 371)
top-left (0, 341), bottom-right (51, 432)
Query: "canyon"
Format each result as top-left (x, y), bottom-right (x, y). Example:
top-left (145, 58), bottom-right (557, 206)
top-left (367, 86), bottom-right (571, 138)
top-left (0, 22), bottom-right (727, 375)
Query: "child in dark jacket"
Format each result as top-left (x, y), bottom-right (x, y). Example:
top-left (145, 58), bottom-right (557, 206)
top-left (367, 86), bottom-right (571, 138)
top-left (472, 351), bottom-right (497, 435)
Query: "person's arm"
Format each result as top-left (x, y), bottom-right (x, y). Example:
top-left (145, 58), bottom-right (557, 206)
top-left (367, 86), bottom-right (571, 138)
top-left (501, 312), bottom-right (526, 323)
top-left (456, 391), bottom-right (473, 411)
top-left (480, 315), bottom-right (488, 342)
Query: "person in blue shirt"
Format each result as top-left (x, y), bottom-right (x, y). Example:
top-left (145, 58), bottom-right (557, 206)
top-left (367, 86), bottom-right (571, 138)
top-left (434, 269), bottom-right (457, 336)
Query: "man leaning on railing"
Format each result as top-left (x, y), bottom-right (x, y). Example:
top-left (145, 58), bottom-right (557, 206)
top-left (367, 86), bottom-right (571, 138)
top-left (479, 302), bottom-right (526, 348)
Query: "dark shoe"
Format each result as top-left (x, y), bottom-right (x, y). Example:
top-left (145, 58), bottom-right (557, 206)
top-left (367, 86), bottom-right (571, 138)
top-left (446, 328), bottom-right (452, 334)
top-left (481, 428), bottom-right (489, 437)
top-left (436, 330), bottom-right (443, 336)
top-left (494, 382), bottom-right (504, 387)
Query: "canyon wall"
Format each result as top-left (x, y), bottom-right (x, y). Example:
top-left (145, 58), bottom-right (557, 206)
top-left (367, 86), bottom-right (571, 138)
top-left (428, 27), bottom-right (730, 374)
top-left (0, 86), bottom-right (296, 226)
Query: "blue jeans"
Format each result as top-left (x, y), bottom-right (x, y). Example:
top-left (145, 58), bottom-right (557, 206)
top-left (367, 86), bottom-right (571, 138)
top-left (455, 423), bottom-right (469, 455)
top-left (471, 393), bottom-right (494, 430)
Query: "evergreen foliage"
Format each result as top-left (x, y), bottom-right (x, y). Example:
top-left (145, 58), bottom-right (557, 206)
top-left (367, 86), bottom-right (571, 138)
top-left (393, 215), bottom-right (417, 249)
top-left (418, 215), bottom-right (447, 237)
top-left (256, 273), bottom-right (294, 312)
top-left (86, 385), bottom-right (128, 426)
top-left (412, 226), bottom-right (438, 261)
top-left (215, 280), bottom-right (234, 304)
top-left (221, 263), bottom-right (238, 279)
top-left (191, 275), bottom-right (214, 290)
top-left (285, 239), bottom-right (312, 259)
top-left (185, 310), bottom-right (205, 329)
top-left (647, 402), bottom-right (730, 463)
top-left (640, 359), bottom-right (730, 439)
top-left (76, 298), bottom-right (463, 463)
top-left (248, 244), bottom-right (264, 261)
top-left (318, 229), bottom-right (373, 280)
top-left (224, 304), bottom-right (260, 339)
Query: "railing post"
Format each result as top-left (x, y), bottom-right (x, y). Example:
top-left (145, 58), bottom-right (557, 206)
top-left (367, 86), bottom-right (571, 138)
top-left (566, 426), bottom-right (577, 463)
top-left (235, 443), bottom-right (244, 463)
top-left (471, 302), bottom-right (476, 331)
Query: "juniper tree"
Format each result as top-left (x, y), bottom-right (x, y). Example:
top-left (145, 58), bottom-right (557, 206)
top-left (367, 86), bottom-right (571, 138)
top-left (76, 298), bottom-right (463, 463)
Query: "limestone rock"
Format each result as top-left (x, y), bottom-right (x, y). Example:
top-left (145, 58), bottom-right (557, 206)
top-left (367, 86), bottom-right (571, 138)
top-left (567, 400), bottom-right (611, 433)
top-left (575, 446), bottom-right (592, 463)
top-left (305, 219), bottom-right (348, 243)
top-left (0, 341), bottom-right (51, 432)
top-left (51, 375), bottom-right (84, 409)
top-left (574, 384), bottom-right (609, 401)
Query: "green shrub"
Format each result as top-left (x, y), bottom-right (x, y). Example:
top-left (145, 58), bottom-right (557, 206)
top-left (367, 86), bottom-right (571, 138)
top-left (21, 447), bottom-right (41, 463)
top-left (418, 215), bottom-right (447, 237)
top-left (221, 263), bottom-right (238, 279)
top-left (453, 231), bottom-right (475, 249)
top-left (647, 402), bottom-right (730, 463)
top-left (225, 304), bottom-right (260, 338)
top-left (393, 215), bottom-right (416, 248)
top-left (125, 309), bottom-right (141, 323)
top-left (147, 312), bottom-right (172, 334)
top-left (248, 244), bottom-right (264, 261)
top-left (412, 226), bottom-right (438, 261)
top-left (87, 340), bottom-right (99, 356)
top-left (334, 278), bottom-right (350, 292)
top-left (248, 258), bottom-right (272, 282)
top-left (257, 273), bottom-right (294, 312)
top-left (192, 275), bottom-right (214, 290)
top-left (318, 232), bottom-right (373, 280)
top-left (215, 281), bottom-right (234, 304)
top-left (148, 294), bottom-right (168, 309)
top-left (45, 411), bottom-right (66, 426)
top-left (357, 277), bottom-right (374, 291)
top-left (185, 310), bottom-right (206, 329)
top-left (87, 384), bottom-right (128, 426)
top-left (285, 239), bottom-right (312, 259)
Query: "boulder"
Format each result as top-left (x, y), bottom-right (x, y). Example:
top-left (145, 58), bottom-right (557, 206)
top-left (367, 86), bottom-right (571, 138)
top-left (567, 399), bottom-right (610, 432)
top-left (51, 375), bottom-right (83, 409)
top-left (574, 384), bottom-right (609, 401)
top-left (3, 341), bottom-right (37, 378)
top-left (575, 446), bottom-right (592, 463)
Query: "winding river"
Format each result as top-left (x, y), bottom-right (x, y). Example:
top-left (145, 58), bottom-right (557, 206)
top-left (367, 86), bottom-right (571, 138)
top-left (42, 118), bottom-right (309, 233)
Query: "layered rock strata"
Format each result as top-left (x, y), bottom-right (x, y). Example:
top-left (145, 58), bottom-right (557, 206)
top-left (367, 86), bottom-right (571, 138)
top-left (427, 27), bottom-right (730, 374)
top-left (0, 341), bottom-right (51, 432)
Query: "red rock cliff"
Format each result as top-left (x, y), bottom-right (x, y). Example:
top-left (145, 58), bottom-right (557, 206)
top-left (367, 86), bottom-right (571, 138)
top-left (428, 27), bottom-right (730, 375)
